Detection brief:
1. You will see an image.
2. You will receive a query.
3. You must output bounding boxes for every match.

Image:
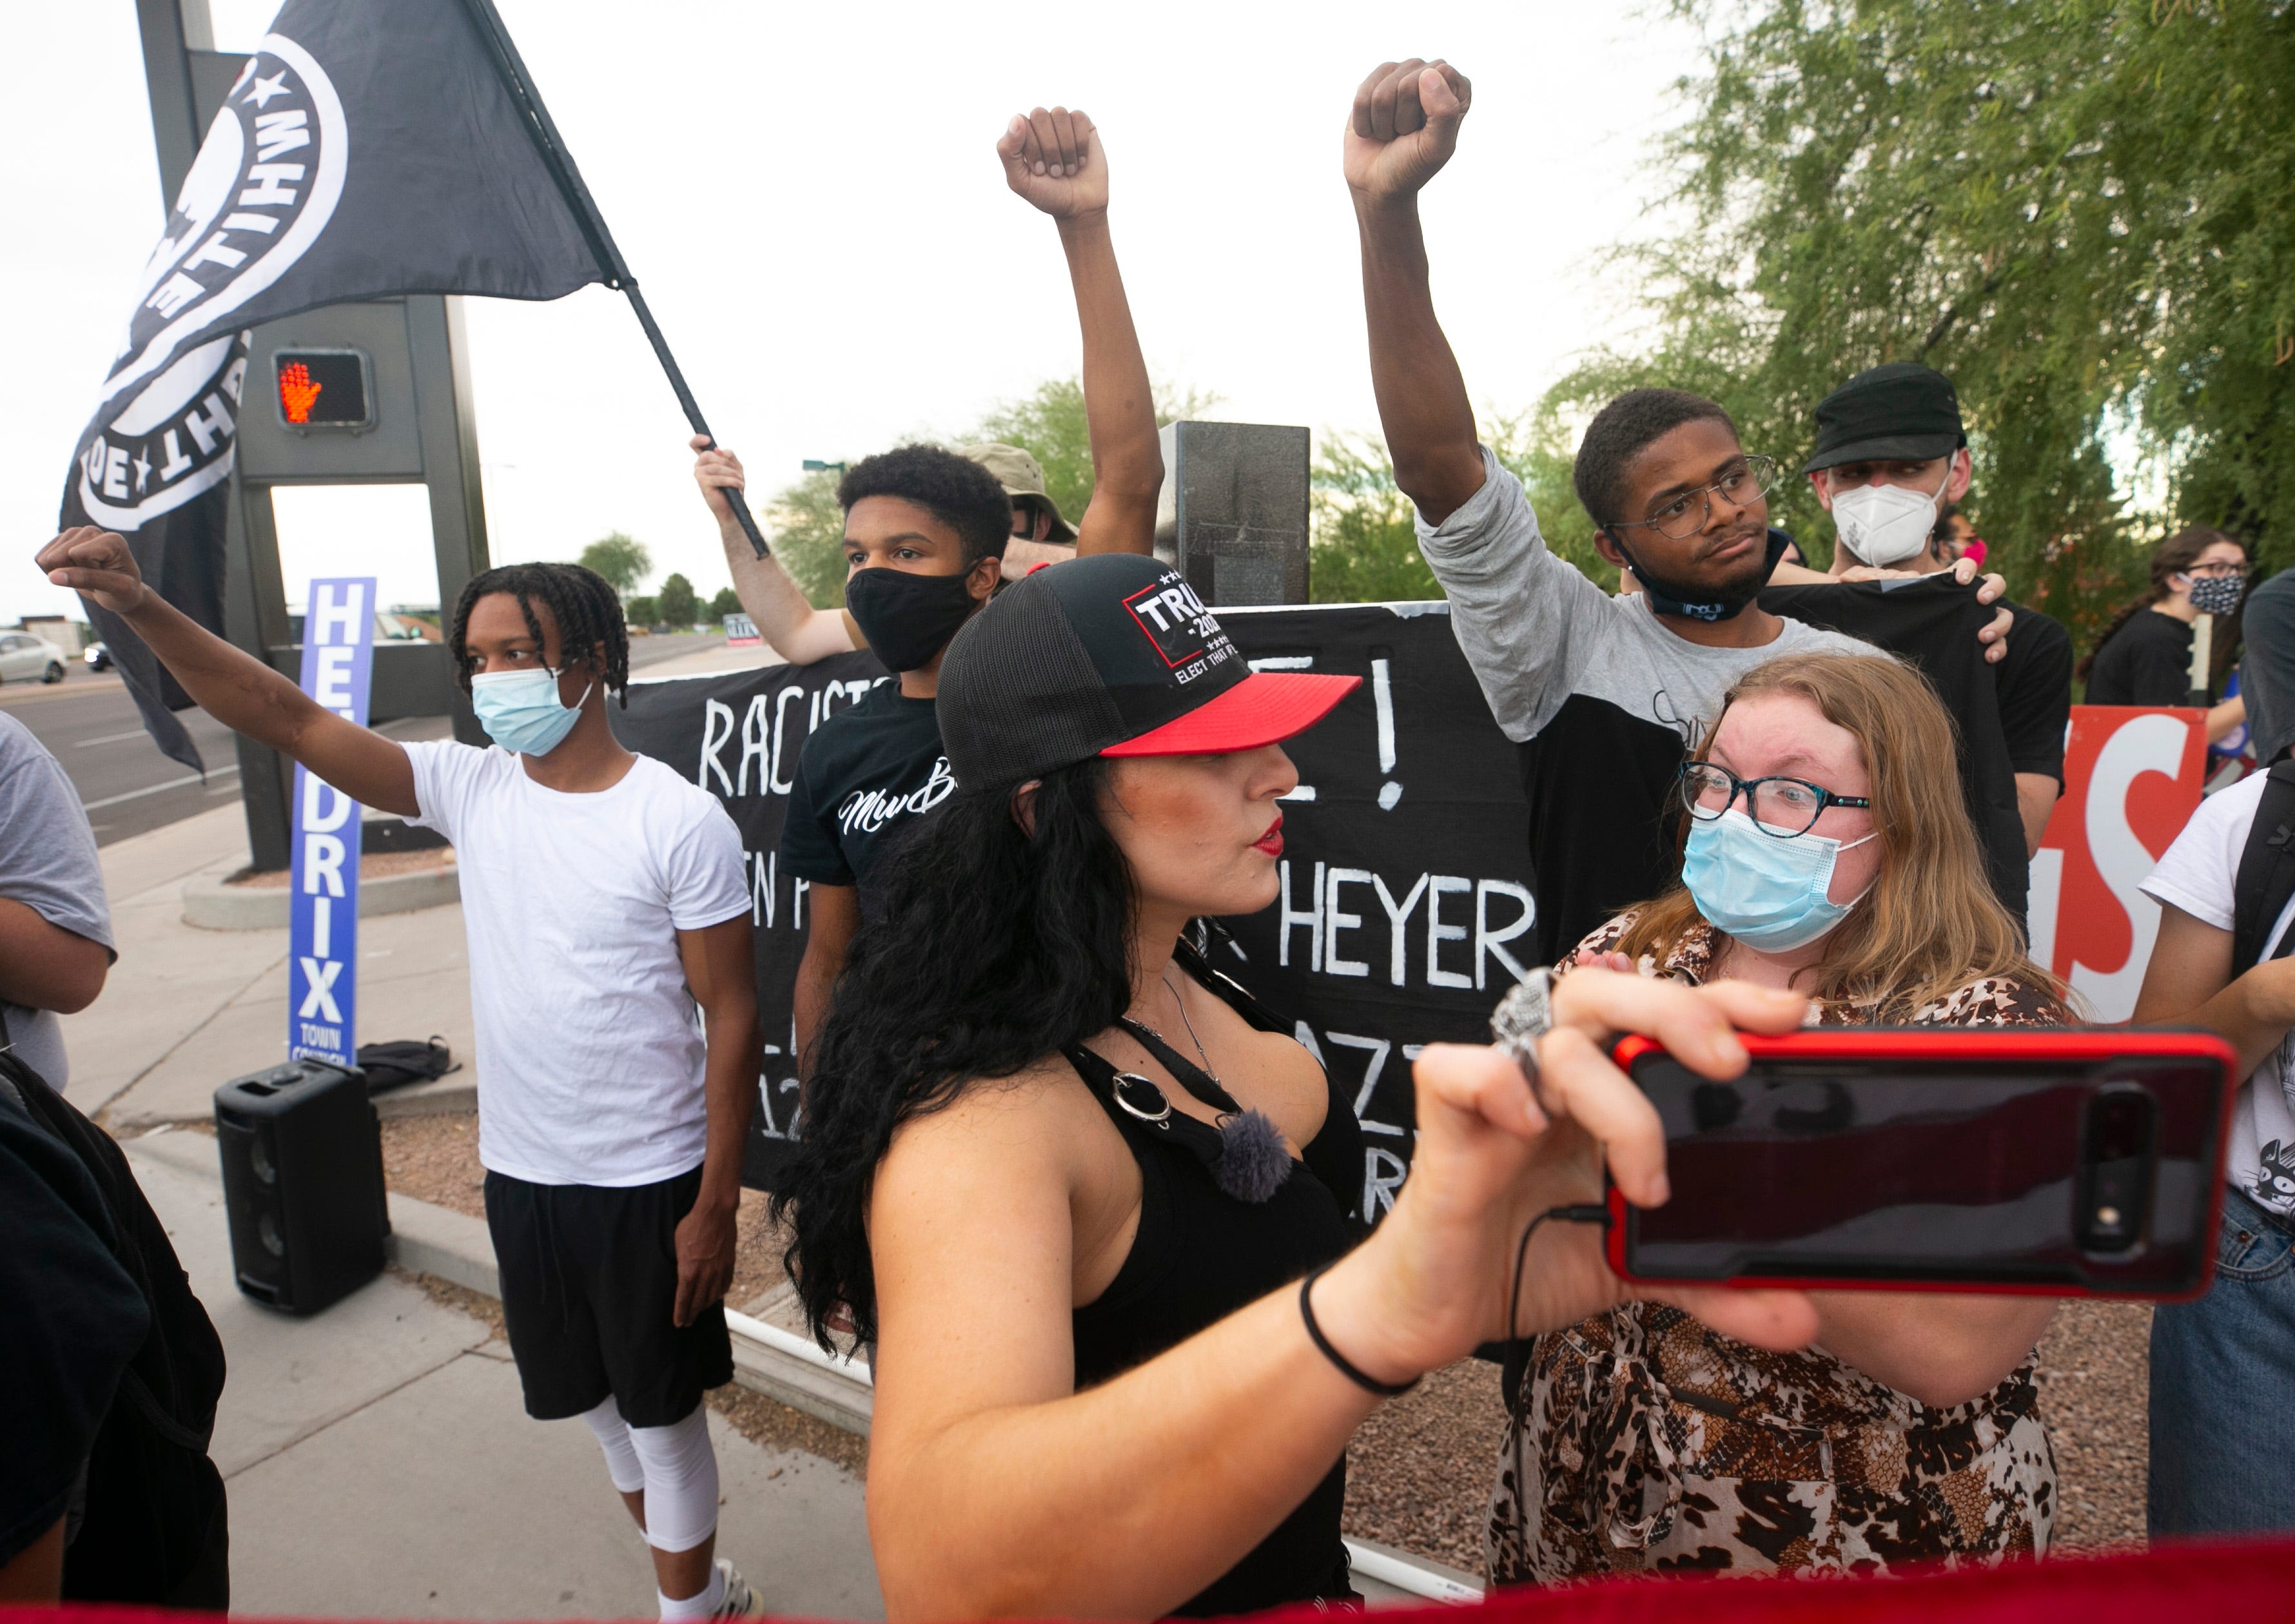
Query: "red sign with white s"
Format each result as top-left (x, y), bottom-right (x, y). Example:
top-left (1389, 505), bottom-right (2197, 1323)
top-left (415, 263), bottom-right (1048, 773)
top-left (2026, 705), bottom-right (2210, 1022)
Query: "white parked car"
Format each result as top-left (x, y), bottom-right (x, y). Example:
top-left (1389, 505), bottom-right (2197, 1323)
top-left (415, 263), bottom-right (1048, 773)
top-left (0, 634), bottom-right (68, 684)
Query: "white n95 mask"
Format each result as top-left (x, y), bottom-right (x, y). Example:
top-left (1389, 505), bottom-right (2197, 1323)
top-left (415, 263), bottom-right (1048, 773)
top-left (1831, 470), bottom-right (1948, 569)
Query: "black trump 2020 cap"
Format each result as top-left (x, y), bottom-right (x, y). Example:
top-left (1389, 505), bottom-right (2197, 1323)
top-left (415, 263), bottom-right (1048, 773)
top-left (1803, 362), bottom-right (1968, 474)
top-left (936, 554), bottom-right (1360, 787)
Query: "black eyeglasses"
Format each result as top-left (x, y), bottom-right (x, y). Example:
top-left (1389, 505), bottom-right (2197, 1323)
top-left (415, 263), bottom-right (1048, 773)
top-left (1679, 761), bottom-right (1871, 839)
top-left (1609, 455), bottom-right (1780, 541)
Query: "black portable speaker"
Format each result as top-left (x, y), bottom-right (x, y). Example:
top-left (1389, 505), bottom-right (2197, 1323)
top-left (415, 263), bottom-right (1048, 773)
top-left (215, 1057), bottom-right (391, 1314)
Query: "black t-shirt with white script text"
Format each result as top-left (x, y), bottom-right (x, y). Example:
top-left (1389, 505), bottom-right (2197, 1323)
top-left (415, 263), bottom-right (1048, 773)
top-left (779, 683), bottom-right (952, 896)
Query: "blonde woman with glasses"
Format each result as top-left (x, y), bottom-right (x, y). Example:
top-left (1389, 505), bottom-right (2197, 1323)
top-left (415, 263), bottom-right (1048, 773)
top-left (1490, 652), bottom-right (2071, 1585)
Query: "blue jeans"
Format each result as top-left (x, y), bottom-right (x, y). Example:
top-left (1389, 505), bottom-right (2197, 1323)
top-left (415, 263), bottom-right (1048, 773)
top-left (2148, 1182), bottom-right (2295, 1537)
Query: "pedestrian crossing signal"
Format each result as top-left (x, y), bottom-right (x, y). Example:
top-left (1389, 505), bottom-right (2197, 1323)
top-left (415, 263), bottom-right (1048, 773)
top-left (272, 348), bottom-right (374, 431)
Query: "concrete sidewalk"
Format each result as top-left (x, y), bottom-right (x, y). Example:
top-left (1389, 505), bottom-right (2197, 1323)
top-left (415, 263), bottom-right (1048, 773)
top-left (127, 1128), bottom-right (881, 1620)
top-left (62, 803), bottom-right (474, 1128)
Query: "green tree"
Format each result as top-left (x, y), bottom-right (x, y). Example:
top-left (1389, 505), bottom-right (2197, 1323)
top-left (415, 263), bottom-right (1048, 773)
top-left (1307, 411), bottom-right (1612, 603)
top-left (969, 377), bottom-right (1220, 530)
top-left (764, 468), bottom-right (849, 609)
top-left (1308, 434), bottom-right (1436, 603)
top-left (578, 532), bottom-right (652, 597)
top-left (1552, 0), bottom-right (2295, 654)
top-left (708, 585), bottom-right (742, 620)
top-left (657, 572), bottom-right (698, 628)
top-left (623, 594), bottom-right (659, 629)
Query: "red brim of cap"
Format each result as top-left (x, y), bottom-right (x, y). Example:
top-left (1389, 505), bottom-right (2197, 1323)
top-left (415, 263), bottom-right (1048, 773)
top-left (1100, 671), bottom-right (1362, 758)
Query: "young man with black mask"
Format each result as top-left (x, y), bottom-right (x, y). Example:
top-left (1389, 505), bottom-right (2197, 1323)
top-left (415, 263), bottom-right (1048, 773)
top-left (1806, 362), bottom-right (2074, 856)
top-left (776, 447), bottom-right (1008, 1075)
top-left (689, 103), bottom-right (1161, 663)
top-left (1344, 59), bottom-right (2013, 963)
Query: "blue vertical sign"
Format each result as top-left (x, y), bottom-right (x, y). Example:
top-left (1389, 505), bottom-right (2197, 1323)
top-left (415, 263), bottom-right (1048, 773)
top-left (288, 578), bottom-right (378, 1070)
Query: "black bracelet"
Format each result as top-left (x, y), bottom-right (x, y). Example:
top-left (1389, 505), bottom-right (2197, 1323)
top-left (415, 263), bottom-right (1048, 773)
top-left (1298, 1267), bottom-right (1420, 1398)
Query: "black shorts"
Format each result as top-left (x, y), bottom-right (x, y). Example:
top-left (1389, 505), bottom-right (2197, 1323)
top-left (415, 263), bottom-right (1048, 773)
top-left (483, 1164), bottom-right (733, 1427)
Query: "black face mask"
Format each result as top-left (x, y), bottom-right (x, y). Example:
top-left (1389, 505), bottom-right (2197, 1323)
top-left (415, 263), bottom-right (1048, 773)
top-left (844, 565), bottom-right (983, 672)
top-left (1606, 530), bottom-right (1788, 623)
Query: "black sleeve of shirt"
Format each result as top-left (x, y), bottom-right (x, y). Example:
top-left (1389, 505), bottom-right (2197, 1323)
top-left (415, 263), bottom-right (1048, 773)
top-left (0, 1108), bottom-right (150, 1568)
top-left (2126, 629), bottom-right (2197, 707)
top-left (2088, 616), bottom-right (2194, 708)
top-left (1998, 606), bottom-right (2074, 782)
top-left (776, 740), bottom-right (855, 888)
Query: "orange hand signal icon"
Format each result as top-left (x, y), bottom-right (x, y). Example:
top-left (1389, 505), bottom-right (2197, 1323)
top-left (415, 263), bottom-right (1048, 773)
top-left (279, 361), bottom-right (322, 425)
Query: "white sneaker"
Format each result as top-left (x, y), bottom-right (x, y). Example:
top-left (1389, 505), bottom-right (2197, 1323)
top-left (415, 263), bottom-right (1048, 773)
top-left (712, 1559), bottom-right (767, 1619)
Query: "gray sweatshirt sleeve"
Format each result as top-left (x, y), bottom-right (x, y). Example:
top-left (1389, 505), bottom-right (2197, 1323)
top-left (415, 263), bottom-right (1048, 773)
top-left (1414, 447), bottom-right (1612, 744)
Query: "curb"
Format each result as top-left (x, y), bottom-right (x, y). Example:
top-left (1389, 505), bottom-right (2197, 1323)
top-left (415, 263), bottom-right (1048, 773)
top-left (122, 1127), bottom-right (1483, 1605)
top-left (374, 1077), bottom-right (479, 1120)
top-left (182, 863), bottom-right (461, 930)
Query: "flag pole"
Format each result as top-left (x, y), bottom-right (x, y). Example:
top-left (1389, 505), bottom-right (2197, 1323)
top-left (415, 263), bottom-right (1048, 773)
top-left (453, 0), bottom-right (772, 560)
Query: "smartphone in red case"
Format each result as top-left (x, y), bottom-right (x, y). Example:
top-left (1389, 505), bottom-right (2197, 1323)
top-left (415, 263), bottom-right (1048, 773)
top-left (1607, 1026), bottom-right (2237, 1298)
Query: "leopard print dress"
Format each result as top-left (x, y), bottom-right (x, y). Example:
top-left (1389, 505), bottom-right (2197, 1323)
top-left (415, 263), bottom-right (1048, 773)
top-left (1486, 916), bottom-right (2064, 1585)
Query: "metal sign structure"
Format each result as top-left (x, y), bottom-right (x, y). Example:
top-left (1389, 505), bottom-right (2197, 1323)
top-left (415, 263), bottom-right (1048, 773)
top-left (135, 0), bottom-right (491, 872)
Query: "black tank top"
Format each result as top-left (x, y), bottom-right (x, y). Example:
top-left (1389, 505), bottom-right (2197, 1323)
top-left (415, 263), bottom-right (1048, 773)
top-left (1064, 940), bottom-right (1365, 1617)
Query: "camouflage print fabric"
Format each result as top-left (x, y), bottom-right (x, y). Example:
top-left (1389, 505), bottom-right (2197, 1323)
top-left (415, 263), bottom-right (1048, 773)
top-left (1485, 912), bottom-right (2066, 1585)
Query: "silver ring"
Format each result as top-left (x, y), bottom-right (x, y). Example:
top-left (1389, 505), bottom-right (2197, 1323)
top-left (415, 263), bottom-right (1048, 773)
top-left (1490, 968), bottom-right (1554, 1091)
top-left (1111, 1071), bottom-right (1173, 1126)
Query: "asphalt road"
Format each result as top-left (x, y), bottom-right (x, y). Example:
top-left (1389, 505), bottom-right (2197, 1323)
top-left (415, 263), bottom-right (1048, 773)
top-left (5, 632), bottom-right (723, 847)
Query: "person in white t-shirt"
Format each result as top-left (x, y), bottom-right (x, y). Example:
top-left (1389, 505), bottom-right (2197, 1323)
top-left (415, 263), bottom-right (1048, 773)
top-left (2133, 607), bottom-right (2295, 1540)
top-left (39, 529), bottom-right (768, 1620)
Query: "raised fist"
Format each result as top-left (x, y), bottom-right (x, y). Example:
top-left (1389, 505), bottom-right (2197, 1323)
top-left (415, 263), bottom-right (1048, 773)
top-left (1343, 59), bottom-right (1471, 204)
top-left (37, 525), bottom-right (146, 616)
top-left (998, 106), bottom-right (1108, 220)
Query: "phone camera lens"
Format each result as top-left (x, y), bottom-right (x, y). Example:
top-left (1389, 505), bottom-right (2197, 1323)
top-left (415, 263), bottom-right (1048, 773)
top-left (2078, 1086), bottom-right (2158, 1256)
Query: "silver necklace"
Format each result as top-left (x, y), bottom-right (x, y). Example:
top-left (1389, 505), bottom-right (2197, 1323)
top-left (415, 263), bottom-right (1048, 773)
top-left (1126, 973), bottom-right (1222, 1086)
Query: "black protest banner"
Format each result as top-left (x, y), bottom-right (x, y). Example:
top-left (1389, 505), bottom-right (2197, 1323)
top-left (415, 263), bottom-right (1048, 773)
top-left (614, 651), bottom-right (893, 1187)
top-left (1211, 605), bottom-right (1533, 1224)
top-left (614, 606), bottom-right (1534, 1210)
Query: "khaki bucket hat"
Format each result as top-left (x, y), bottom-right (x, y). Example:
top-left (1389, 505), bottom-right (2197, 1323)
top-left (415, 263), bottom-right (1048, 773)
top-left (957, 442), bottom-right (1076, 543)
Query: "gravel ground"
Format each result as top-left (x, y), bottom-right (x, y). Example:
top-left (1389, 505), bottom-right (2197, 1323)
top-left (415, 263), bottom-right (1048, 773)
top-left (1340, 1300), bottom-right (2156, 1578)
top-left (2032, 1298), bottom-right (2152, 1552)
top-left (378, 1115), bottom-right (790, 1309)
top-left (1342, 1359), bottom-right (1505, 1574)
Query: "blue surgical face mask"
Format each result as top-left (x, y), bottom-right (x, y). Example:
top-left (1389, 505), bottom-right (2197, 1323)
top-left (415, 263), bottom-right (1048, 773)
top-left (1681, 807), bottom-right (1877, 954)
top-left (470, 666), bottom-right (591, 756)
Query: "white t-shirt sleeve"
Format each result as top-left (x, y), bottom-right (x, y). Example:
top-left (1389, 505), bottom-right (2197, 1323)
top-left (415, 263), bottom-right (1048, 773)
top-left (664, 795), bottom-right (752, 931)
top-left (2141, 770), bottom-right (2267, 933)
top-left (400, 738), bottom-right (495, 843)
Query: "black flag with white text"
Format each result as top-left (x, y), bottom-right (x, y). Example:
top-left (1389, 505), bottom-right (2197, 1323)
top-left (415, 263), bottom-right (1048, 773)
top-left (61, 0), bottom-right (610, 766)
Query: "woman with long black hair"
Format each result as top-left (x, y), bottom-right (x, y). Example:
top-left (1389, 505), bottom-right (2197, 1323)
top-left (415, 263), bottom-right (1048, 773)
top-left (2082, 526), bottom-right (2250, 742)
top-left (772, 554), bottom-right (1820, 1619)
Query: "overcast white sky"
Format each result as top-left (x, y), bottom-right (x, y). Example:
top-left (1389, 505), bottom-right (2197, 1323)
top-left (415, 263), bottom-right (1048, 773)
top-left (3, 1), bottom-right (1700, 625)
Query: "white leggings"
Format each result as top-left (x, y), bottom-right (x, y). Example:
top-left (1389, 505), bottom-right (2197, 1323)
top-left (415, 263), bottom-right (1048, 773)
top-left (580, 1395), bottom-right (720, 1553)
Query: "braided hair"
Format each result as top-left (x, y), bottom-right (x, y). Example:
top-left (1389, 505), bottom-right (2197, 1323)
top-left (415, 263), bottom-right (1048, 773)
top-left (447, 563), bottom-right (631, 707)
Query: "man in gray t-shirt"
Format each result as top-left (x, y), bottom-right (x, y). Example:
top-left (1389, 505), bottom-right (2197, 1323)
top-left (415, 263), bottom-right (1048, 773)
top-left (0, 713), bottom-right (112, 1088)
top-left (1342, 60), bottom-right (2017, 961)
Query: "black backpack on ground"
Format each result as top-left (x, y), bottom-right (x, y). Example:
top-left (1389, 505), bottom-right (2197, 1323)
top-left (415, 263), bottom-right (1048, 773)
top-left (355, 1034), bottom-right (459, 1095)
top-left (2231, 760), bottom-right (2295, 977)
top-left (5, 1052), bottom-right (230, 1608)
